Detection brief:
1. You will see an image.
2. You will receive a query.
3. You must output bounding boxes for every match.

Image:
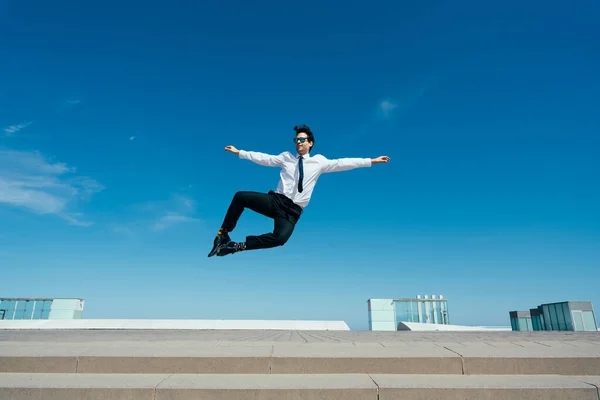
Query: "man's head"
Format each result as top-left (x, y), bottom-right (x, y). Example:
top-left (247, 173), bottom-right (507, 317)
top-left (293, 124), bottom-right (314, 155)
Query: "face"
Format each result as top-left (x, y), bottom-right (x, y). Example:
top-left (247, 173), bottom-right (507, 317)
top-left (294, 132), bottom-right (312, 155)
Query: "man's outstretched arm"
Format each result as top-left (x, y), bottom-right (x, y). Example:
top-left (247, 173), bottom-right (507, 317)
top-left (224, 145), bottom-right (285, 167)
top-left (318, 155), bottom-right (390, 173)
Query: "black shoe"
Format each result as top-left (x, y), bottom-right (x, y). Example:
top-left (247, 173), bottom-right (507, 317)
top-left (208, 232), bottom-right (230, 257)
top-left (216, 241), bottom-right (243, 256)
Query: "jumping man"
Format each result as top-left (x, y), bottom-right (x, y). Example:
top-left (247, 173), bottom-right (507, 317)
top-left (208, 124), bottom-right (390, 257)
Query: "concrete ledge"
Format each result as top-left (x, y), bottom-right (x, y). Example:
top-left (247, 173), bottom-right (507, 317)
top-left (0, 373), bottom-right (158, 400)
top-left (464, 357), bottom-right (600, 375)
top-left (77, 356), bottom-right (270, 374)
top-left (371, 374), bottom-right (600, 400)
top-left (0, 319), bottom-right (350, 331)
top-left (3, 341), bottom-right (600, 375)
top-left (156, 374), bottom-right (377, 400)
top-left (0, 343), bottom-right (462, 374)
top-left (443, 342), bottom-right (600, 375)
top-left (0, 357), bottom-right (77, 373)
top-left (271, 343), bottom-right (462, 374)
top-left (0, 373), bottom-right (377, 400)
top-left (1, 374), bottom-right (599, 400)
top-left (2, 329), bottom-right (599, 343)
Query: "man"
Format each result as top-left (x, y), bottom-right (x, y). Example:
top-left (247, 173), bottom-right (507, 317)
top-left (208, 124), bottom-right (390, 257)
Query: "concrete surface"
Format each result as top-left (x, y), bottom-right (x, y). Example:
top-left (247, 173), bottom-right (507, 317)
top-left (270, 344), bottom-right (462, 374)
top-left (2, 329), bottom-right (599, 343)
top-left (2, 330), bottom-right (600, 398)
top-left (1, 374), bottom-right (599, 400)
top-left (0, 373), bottom-right (378, 400)
top-left (1, 330), bottom-right (600, 375)
top-left (0, 373), bottom-right (158, 400)
top-left (157, 373), bottom-right (377, 400)
top-left (372, 374), bottom-right (600, 400)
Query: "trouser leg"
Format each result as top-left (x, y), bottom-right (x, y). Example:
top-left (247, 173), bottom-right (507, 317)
top-left (245, 215), bottom-right (296, 250)
top-left (220, 191), bottom-right (275, 232)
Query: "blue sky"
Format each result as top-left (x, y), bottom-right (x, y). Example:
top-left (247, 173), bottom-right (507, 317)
top-left (1, 0), bottom-right (599, 330)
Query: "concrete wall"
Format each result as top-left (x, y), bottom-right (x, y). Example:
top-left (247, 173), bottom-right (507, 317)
top-left (398, 321), bottom-right (511, 331)
top-left (0, 319), bottom-right (351, 330)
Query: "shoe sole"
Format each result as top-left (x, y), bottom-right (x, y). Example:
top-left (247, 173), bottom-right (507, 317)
top-left (208, 243), bottom-right (221, 257)
top-left (216, 245), bottom-right (237, 257)
top-left (208, 238), bottom-right (230, 257)
top-left (216, 250), bottom-right (234, 257)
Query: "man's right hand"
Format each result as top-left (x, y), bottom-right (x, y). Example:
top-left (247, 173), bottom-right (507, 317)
top-left (224, 145), bottom-right (240, 154)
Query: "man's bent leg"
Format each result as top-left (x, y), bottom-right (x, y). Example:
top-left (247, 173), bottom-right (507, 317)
top-left (217, 216), bottom-right (295, 255)
top-left (244, 216), bottom-right (296, 250)
top-left (209, 191), bottom-right (275, 257)
top-left (220, 191), bottom-right (275, 232)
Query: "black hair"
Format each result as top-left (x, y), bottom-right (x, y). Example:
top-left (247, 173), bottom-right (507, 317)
top-left (293, 124), bottom-right (314, 152)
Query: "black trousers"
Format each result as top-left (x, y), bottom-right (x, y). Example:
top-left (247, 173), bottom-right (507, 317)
top-left (220, 190), bottom-right (303, 250)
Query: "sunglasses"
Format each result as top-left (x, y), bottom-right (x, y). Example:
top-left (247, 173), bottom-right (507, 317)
top-left (293, 137), bottom-right (309, 144)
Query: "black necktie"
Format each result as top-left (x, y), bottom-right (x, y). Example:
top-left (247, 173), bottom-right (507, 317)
top-left (298, 156), bottom-right (304, 193)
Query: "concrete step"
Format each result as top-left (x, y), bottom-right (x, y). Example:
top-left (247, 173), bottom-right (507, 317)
top-left (1, 373), bottom-right (599, 399)
top-left (2, 340), bottom-right (600, 375)
top-left (3, 329), bottom-right (600, 343)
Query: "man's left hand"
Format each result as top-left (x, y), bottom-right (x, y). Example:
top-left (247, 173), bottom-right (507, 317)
top-left (372, 156), bottom-right (390, 164)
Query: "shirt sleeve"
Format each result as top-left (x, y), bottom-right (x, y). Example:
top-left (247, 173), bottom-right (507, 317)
top-left (318, 156), bottom-right (372, 173)
top-left (238, 150), bottom-right (285, 167)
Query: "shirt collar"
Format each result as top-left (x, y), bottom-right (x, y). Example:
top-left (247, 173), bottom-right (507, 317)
top-left (296, 152), bottom-right (311, 159)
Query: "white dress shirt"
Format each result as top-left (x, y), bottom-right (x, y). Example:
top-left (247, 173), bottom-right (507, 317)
top-left (238, 150), bottom-right (372, 208)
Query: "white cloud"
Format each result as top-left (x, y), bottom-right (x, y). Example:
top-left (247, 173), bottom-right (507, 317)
top-left (61, 213), bottom-right (94, 227)
top-left (56, 99), bottom-right (82, 112)
top-left (177, 194), bottom-right (196, 212)
top-left (152, 212), bottom-right (202, 232)
top-left (0, 149), bottom-right (104, 226)
top-left (150, 194), bottom-right (201, 231)
top-left (375, 76), bottom-right (437, 122)
top-left (112, 194), bottom-right (202, 235)
top-left (379, 100), bottom-right (397, 118)
top-left (4, 121), bottom-right (32, 136)
top-left (129, 136), bottom-right (136, 141)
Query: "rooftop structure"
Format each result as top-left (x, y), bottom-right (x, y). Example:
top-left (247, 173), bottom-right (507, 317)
top-left (0, 298), bottom-right (84, 320)
top-left (368, 295), bottom-right (450, 331)
top-left (510, 301), bottom-right (597, 332)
